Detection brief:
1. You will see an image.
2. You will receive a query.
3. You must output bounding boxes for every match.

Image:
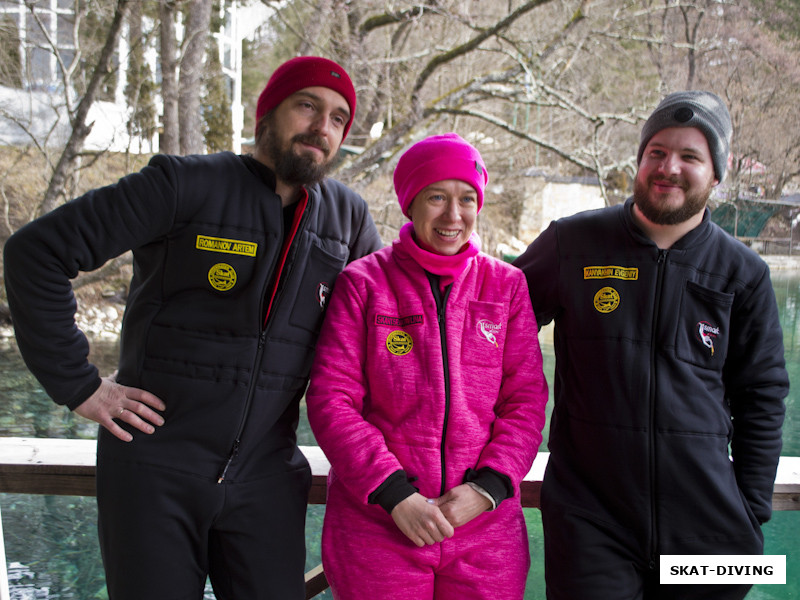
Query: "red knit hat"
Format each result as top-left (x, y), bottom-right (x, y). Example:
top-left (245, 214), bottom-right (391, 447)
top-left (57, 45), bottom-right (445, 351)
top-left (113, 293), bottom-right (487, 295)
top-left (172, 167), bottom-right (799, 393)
top-left (255, 56), bottom-right (357, 140)
top-left (393, 133), bottom-right (489, 218)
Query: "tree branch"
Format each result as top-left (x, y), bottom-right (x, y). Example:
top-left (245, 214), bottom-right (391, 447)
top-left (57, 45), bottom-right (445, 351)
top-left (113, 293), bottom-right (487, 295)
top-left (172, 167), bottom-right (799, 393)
top-left (359, 4), bottom-right (432, 36)
top-left (40, 0), bottom-right (133, 216)
top-left (432, 105), bottom-right (595, 171)
top-left (411, 0), bottom-right (557, 107)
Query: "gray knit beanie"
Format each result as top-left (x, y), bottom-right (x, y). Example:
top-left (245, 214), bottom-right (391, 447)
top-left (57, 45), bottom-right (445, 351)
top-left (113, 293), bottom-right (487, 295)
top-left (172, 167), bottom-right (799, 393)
top-left (637, 90), bottom-right (733, 182)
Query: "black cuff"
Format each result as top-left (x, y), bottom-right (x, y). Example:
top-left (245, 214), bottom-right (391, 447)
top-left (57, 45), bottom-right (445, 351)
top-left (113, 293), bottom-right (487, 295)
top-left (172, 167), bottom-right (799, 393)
top-left (464, 467), bottom-right (513, 506)
top-left (368, 470), bottom-right (419, 514)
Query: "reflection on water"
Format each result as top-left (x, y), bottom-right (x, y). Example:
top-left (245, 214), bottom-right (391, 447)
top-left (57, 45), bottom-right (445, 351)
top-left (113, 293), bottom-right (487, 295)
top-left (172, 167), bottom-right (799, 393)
top-left (2, 273), bottom-right (800, 598)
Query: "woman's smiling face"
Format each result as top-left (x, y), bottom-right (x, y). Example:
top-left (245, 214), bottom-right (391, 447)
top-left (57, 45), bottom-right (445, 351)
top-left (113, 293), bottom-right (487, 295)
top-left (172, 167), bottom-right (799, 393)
top-left (408, 179), bottom-right (478, 256)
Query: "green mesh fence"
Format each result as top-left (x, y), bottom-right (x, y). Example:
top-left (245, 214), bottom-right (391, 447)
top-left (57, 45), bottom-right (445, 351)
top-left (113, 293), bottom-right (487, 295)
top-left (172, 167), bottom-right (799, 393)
top-left (710, 201), bottom-right (783, 237)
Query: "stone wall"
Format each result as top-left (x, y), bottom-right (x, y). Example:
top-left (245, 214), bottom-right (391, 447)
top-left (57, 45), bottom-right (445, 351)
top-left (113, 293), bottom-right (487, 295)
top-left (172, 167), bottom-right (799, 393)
top-left (518, 174), bottom-right (606, 244)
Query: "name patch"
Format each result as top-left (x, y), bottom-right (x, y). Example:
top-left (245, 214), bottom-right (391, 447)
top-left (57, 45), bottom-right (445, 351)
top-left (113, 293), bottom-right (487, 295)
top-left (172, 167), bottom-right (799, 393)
top-left (196, 235), bottom-right (257, 257)
top-left (584, 266), bottom-right (638, 280)
top-left (376, 314), bottom-right (424, 327)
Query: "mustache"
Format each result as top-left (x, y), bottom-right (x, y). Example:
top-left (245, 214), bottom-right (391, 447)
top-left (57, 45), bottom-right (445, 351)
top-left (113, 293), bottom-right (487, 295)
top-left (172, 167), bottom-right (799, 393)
top-left (292, 133), bottom-right (330, 155)
top-left (649, 175), bottom-right (687, 189)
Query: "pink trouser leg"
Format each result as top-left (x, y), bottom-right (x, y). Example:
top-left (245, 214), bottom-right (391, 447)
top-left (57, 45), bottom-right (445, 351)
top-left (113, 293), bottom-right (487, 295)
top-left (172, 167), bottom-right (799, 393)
top-left (323, 486), bottom-right (530, 600)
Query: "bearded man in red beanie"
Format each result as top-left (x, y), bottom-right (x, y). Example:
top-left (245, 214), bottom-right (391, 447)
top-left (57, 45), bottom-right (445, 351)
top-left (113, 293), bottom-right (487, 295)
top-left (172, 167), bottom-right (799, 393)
top-left (4, 56), bottom-right (382, 599)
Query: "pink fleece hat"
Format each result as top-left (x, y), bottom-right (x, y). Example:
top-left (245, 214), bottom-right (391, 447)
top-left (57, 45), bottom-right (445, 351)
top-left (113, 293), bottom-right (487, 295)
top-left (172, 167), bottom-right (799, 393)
top-left (255, 56), bottom-right (357, 140)
top-left (393, 133), bottom-right (489, 218)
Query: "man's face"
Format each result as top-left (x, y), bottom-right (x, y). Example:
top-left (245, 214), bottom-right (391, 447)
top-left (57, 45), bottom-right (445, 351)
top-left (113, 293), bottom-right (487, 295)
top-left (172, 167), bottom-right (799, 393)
top-left (633, 127), bottom-right (718, 226)
top-left (256, 86), bottom-right (350, 186)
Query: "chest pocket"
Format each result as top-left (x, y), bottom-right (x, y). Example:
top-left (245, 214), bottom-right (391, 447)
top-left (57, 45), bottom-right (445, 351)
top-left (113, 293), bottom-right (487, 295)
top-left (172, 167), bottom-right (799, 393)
top-left (675, 280), bottom-right (733, 370)
top-left (461, 300), bottom-right (508, 367)
top-left (288, 243), bottom-right (348, 334)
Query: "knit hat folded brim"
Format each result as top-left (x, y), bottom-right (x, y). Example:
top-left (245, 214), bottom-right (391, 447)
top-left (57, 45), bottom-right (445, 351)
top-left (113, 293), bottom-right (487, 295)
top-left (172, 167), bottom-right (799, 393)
top-left (393, 133), bottom-right (489, 218)
top-left (255, 56), bottom-right (356, 140)
top-left (637, 90), bottom-right (732, 181)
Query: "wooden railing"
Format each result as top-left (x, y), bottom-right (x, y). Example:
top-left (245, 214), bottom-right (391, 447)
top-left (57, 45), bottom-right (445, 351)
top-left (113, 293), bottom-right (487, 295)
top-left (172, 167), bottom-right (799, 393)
top-left (1, 437), bottom-right (799, 599)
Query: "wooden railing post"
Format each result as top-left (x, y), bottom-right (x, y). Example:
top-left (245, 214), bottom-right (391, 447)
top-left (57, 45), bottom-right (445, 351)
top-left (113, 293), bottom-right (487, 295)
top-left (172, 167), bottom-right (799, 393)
top-left (0, 503), bottom-right (9, 600)
top-left (304, 564), bottom-right (328, 599)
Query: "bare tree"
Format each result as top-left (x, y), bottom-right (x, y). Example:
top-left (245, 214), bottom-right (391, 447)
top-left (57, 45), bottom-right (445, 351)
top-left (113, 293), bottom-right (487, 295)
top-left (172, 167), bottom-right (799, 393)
top-left (178, 0), bottom-right (213, 155)
top-left (40, 0), bottom-right (132, 215)
top-left (3, 0), bottom-right (797, 252)
top-left (244, 0), bottom-right (798, 253)
top-left (125, 0), bottom-right (157, 160)
top-left (159, 0), bottom-right (180, 154)
top-left (716, 4), bottom-right (800, 199)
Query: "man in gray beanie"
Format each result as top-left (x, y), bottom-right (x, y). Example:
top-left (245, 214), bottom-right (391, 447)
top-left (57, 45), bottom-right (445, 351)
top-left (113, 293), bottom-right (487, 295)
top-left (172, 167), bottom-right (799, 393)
top-left (514, 91), bottom-right (787, 599)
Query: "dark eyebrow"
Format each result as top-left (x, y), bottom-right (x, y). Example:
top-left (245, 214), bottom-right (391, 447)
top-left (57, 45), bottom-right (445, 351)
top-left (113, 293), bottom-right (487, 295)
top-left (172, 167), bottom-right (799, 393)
top-left (648, 142), bottom-right (705, 157)
top-left (681, 146), bottom-right (704, 155)
top-left (292, 90), bottom-right (351, 122)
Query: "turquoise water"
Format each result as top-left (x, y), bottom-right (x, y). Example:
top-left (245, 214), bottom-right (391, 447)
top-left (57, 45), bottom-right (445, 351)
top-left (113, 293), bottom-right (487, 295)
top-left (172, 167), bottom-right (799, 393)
top-left (1, 272), bottom-right (799, 598)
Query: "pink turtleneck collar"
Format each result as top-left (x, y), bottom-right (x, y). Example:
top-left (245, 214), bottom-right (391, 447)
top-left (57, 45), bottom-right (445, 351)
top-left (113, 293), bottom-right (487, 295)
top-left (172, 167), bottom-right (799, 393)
top-left (394, 222), bottom-right (481, 290)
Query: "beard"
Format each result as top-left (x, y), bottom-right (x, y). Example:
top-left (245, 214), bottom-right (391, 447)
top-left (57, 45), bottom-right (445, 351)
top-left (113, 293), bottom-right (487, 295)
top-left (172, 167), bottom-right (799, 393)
top-left (258, 119), bottom-right (334, 187)
top-left (632, 173), bottom-right (714, 226)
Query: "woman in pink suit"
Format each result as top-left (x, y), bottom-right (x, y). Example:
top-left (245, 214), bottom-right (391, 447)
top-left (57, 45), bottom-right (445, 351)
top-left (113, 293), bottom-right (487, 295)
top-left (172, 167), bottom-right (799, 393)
top-left (306, 133), bottom-right (548, 599)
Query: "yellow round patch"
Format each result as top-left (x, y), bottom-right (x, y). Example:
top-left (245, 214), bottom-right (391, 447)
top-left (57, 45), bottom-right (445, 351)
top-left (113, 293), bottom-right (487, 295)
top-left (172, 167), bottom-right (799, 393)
top-left (208, 263), bottom-right (237, 291)
top-left (593, 286), bottom-right (620, 313)
top-left (386, 330), bottom-right (413, 356)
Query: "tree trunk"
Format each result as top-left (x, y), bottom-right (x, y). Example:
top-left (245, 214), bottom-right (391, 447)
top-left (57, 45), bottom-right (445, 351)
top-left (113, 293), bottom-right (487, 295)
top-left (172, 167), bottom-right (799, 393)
top-left (159, 0), bottom-right (179, 154)
top-left (178, 0), bottom-right (213, 155)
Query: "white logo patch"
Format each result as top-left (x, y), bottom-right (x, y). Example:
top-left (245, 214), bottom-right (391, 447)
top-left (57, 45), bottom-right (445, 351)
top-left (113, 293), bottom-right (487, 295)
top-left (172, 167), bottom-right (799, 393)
top-left (477, 319), bottom-right (502, 347)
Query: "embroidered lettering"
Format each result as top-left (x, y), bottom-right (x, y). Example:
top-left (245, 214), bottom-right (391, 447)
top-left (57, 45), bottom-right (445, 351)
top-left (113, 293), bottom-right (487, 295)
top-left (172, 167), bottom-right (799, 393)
top-left (196, 235), bottom-right (257, 257)
top-left (376, 314), bottom-right (424, 327)
top-left (584, 266), bottom-right (638, 280)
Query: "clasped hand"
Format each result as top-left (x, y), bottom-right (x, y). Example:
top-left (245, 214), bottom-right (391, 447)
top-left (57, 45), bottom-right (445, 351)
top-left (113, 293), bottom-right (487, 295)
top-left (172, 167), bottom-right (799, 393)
top-left (390, 484), bottom-right (493, 547)
top-left (74, 376), bottom-right (166, 442)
